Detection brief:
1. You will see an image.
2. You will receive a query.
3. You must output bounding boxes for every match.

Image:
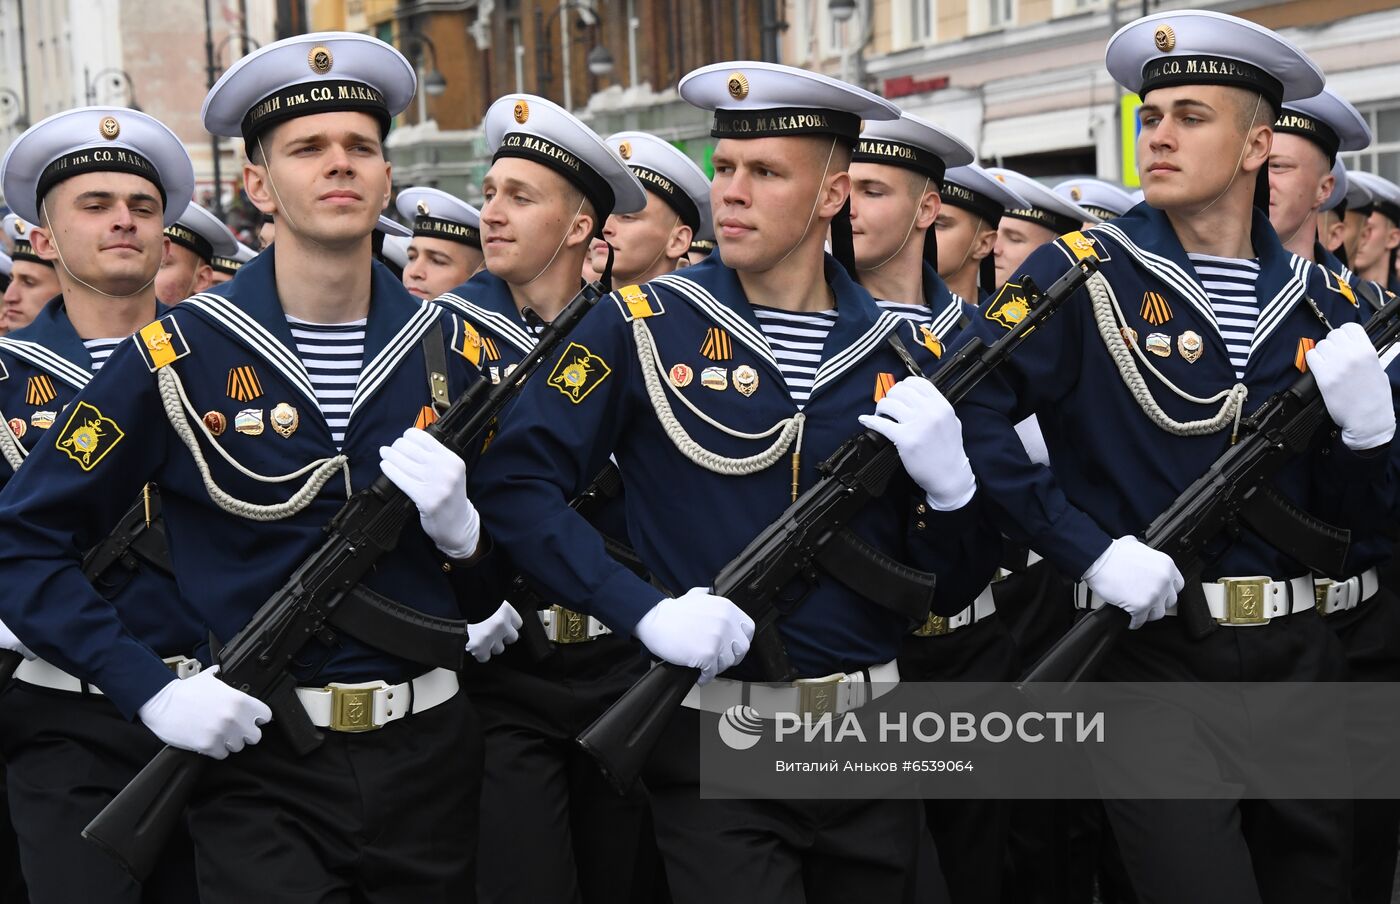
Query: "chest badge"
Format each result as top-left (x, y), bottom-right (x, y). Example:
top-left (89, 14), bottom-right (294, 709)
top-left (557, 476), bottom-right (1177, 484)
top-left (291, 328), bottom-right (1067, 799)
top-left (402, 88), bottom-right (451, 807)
top-left (701, 366), bottom-right (728, 391)
top-left (1120, 327), bottom-right (1139, 347)
top-left (669, 363), bottom-right (693, 388)
top-left (919, 324), bottom-right (943, 358)
top-left (1145, 332), bottom-right (1172, 358)
top-left (874, 372), bottom-right (897, 402)
top-left (1140, 292), bottom-right (1172, 326)
top-left (202, 411), bottom-right (227, 437)
top-left (235, 409), bottom-right (265, 436)
top-left (1177, 331), bottom-right (1203, 363)
top-left (7, 417), bottom-right (24, 439)
top-left (270, 403), bottom-right (299, 438)
top-left (734, 365), bottom-right (759, 397)
top-left (25, 375), bottom-right (56, 406)
top-left (30, 410), bottom-right (55, 430)
top-left (1295, 337), bottom-right (1316, 373)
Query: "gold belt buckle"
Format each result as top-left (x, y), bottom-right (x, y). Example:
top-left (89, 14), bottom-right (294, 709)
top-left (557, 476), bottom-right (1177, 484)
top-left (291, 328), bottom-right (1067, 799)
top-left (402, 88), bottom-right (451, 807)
top-left (1314, 579), bottom-right (1334, 616)
top-left (1219, 578), bottom-right (1270, 626)
top-left (549, 604), bottom-right (591, 644)
top-left (794, 672), bottom-right (846, 719)
top-left (328, 684), bottom-right (381, 732)
top-left (913, 613), bottom-right (951, 637)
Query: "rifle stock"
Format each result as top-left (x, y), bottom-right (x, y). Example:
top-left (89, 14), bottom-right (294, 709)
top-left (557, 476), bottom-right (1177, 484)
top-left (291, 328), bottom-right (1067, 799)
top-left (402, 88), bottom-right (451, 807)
top-left (84, 283), bottom-right (607, 878)
top-left (578, 259), bottom-right (1100, 793)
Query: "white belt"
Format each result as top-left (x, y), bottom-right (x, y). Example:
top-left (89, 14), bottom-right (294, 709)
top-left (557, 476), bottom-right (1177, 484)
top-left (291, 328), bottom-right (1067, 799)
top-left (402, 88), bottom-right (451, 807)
top-left (15, 655), bottom-right (201, 695)
top-left (681, 659), bottom-right (900, 720)
top-left (994, 549), bottom-right (1043, 582)
top-left (539, 605), bottom-right (611, 643)
top-left (1075, 575), bottom-right (1315, 626)
top-left (1316, 568), bottom-right (1381, 615)
top-left (295, 667), bottom-right (458, 733)
top-left (911, 585), bottom-right (996, 637)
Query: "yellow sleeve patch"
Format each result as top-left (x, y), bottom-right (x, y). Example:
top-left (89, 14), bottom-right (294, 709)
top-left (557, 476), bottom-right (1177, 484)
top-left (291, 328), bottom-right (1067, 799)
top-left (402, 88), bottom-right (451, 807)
top-left (133, 316), bottom-right (191, 372)
top-left (984, 282), bottom-right (1032, 331)
top-left (1059, 231), bottom-right (1101, 262)
top-left (613, 284), bottom-right (664, 321)
top-left (457, 319), bottom-right (484, 367)
top-left (1331, 272), bottom-right (1358, 307)
top-left (55, 402), bottom-right (124, 472)
top-left (547, 343), bottom-right (611, 404)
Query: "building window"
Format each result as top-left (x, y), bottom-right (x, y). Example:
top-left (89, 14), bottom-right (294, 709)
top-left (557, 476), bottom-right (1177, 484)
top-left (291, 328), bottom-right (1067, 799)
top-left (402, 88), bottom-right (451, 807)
top-left (969, 0), bottom-right (1014, 33)
top-left (1342, 103), bottom-right (1400, 184)
top-left (894, 0), bottom-right (936, 48)
top-left (1052, 0), bottom-right (1103, 15)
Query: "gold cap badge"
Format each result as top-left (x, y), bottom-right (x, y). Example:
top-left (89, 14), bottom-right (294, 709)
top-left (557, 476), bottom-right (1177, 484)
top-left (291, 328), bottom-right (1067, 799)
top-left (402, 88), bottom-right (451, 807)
top-left (618, 141), bottom-right (632, 160)
top-left (309, 45), bottom-right (333, 74)
top-left (416, 199), bottom-right (430, 216)
top-left (1070, 186), bottom-right (1082, 201)
top-left (14, 219), bottom-right (25, 236)
top-left (99, 116), bottom-right (120, 140)
top-left (727, 72), bottom-right (749, 100)
top-left (1154, 25), bottom-right (1175, 52)
top-left (513, 99), bottom-right (529, 124)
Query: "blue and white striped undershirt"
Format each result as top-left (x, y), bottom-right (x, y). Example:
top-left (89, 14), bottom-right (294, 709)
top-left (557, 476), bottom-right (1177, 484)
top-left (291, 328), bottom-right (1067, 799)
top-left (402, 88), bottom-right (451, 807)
top-left (286, 315), bottom-right (367, 446)
top-left (83, 338), bottom-right (124, 373)
top-left (874, 298), bottom-right (933, 330)
top-left (751, 305), bottom-right (838, 408)
top-left (1187, 253), bottom-right (1260, 379)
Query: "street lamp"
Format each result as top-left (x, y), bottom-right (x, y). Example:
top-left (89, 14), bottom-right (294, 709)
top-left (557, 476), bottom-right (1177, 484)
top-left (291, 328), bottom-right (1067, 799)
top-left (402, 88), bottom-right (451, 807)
top-left (83, 68), bottom-right (140, 110)
top-left (535, 1), bottom-right (613, 110)
top-left (829, 0), bottom-right (857, 22)
top-left (410, 34), bottom-right (448, 98)
top-left (0, 89), bottom-right (27, 130)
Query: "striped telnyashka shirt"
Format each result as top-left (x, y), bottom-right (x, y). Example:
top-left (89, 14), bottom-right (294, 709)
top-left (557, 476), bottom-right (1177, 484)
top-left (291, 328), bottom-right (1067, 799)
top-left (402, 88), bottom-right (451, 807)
top-left (751, 305), bottom-right (838, 408)
top-left (83, 337), bottom-right (124, 373)
top-left (1187, 252), bottom-right (1260, 379)
top-left (286, 315), bottom-right (367, 447)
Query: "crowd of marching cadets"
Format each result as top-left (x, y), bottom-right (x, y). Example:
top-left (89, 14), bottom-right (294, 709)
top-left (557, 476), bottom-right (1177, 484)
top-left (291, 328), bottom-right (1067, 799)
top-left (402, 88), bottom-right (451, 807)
top-left (0, 9), bottom-right (1397, 904)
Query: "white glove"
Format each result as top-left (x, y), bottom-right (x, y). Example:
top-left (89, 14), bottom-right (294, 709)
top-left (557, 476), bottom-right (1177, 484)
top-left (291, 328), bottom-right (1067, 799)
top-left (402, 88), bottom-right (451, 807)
top-left (0, 618), bottom-right (35, 661)
top-left (1081, 536), bottom-right (1185, 630)
top-left (858, 376), bottom-right (977, 511)
top-left (1307, 322), bottom-right (1396, 451)
top-left (379, 428), bottom-right (481, 559)
top-left (466, 602), bottom-right (523, 663)
top-left (634, 588), bottom-right (755, 684)
top-left (137, 666), bottom-right (271, 760)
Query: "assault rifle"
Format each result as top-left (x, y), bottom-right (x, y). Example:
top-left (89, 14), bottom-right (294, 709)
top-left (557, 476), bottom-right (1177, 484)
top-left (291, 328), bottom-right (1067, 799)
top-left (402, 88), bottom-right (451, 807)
top-left (1023, 295), bottom-right (1400, 685)
top-left (84, 282), bottom-right (607, 879)
top-left (577, 258), bottom-right (1100, 793)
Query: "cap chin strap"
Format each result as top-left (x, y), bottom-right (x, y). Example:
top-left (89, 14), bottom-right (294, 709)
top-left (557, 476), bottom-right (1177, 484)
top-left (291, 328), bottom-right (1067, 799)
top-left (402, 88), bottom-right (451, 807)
top-left (1196, 92), bottom-right (1264, 219)
top-left (257, 136), bottom-right (371, 258)
top-left (40, 199), bottom-right (159, 301)
top-left (864, 177), bottom-right (931, 274)
top-left (625, 214), bottom-right (681, 285)
top-left (523, 196), bottom-right (588, 287)
top-left (771, 137), bottom-right (840, 273)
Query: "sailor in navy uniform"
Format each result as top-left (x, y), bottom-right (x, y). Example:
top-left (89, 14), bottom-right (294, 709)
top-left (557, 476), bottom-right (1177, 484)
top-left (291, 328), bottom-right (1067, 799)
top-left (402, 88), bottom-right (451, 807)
top-left (1349, 170), bottom-right (1400, 295)
top-left (371, 213), bottom-right (412, 280)
top-left (589, 130), bottom-right (713, 287)
top-left (0, 33), bottom-right (504, 901)
top-left (1319, 160), bottom-right (1374, 271)
top-left (0, 105), bottom-right (204, 904)
top-left (433, 93), bottom-right (662, 904)
top-left (208, 240), bottom-right (257, 286)
top-left (472, 61), bottom-right (1000, 904)
top-left (987, 166), bottom-right (1099, 288)
top-left (848, 110), bottom-right (1017, 904)
top-left (935, 163), bottom-right (1027, 305)
top-left (395, 186), bottom-right (483, 301)
top-left (3, 213), bottom-right (61, 333)
top-left (960, 11), bottom-right (1395, 902)
top-left (154, 200), bottom-right (239, 304)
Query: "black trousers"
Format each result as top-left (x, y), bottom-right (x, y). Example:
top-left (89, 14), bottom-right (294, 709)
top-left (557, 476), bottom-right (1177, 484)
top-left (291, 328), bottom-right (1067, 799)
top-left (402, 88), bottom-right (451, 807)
top-left (0, 683), bottom-right (197, 904)
top-left (469, 636), bottom-right (657, 904)
top-left (1324, 584), bottom-right (1400, 904)
top-left (645, 705), bottom-right (922, 904)
top-left (0, 766), bottom-right (27, 904)
top-left (899, 614), bottom-right (1019, 904)
top-left (1095, 610), bottom-right (1352, 904)
top-left (187, 688), bottom-right (481, 904)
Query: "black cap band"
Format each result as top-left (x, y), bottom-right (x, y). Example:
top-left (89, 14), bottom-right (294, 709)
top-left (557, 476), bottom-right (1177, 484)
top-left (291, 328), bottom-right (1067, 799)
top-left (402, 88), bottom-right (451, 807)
top-left (1140, 55), bottom-right (1284, 110)
top-left (1081, 205), bottom-right (1120, 222)
top-left (630, 166), bottom-right (701, 231)
top-left (210, 255), bottom-right (243, 275)
top-left (165, 223), bottom-right (214, 263)
top-left (1376, 200), bottom-right (1400, 227)
top-left (37, 147), bottom-right (165, 213)
top-left (1003, 206), bottom-right (1082, 236)
top-left (493, 132), bottom-right (615, 225)
top-left (241, 80), bottom-right (390, 148)
top-left (413, 215), bottom-right (481, 248)
top-left (10, 240), bottom-right (50, 267)
top-left (939, 181), bottom-right (1004, 226)
top-left (689, 238), bottom-right (716, 255)
top-left (711, 107), bottom-right (863, 146)
top-left (1274, 110), bottom-right (1341, 163)
top-left (851, 138), bottom-right (947, 185)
